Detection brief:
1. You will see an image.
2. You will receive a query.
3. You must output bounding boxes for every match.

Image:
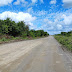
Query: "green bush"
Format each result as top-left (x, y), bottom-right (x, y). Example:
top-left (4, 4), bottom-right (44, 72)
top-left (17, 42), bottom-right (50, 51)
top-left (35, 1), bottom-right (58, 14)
top-left (54, 35), bottom-right (72, 51)
top-left (2, 37), bottom-right (7, 41)
top-left (0, 18), bottom-right (49, 43)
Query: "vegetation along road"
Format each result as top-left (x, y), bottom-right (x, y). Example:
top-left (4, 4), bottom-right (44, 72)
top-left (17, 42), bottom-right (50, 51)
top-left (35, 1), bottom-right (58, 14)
top-left (0, 36), bottom-right (72, 72)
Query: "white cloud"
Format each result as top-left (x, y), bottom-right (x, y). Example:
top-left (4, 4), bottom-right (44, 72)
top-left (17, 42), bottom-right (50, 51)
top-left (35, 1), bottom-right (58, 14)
top-left (31, 0), bottom-right (43, 3)
top-left (14, 0), bottom-right (20, 5)
top-left (0, 0), bottom-right (13, 6)
top-left (44, 19), bottom-right (52, 24)
top-left (14, 0), bottom-right (43, 7)
top-left (31, 0), bottom-right (37, 3)
top-left (57, 24), bottom-right (63, 30)
top-left (14, 0), bottom-right (28, 6)
top-left (27, 9), bottom-right (47, 16)
top-left (62, 14), bottom-right (72, 25)
top-left (38, 11), bottom-right (72, 35)
top-left (50, 0), bottom-right (56, 4)
top-left (63, 0), bottom-right (72, 8)
top-left (36, 10), bottom-right (47, 16)
top-left (24, 9), bottom-right (72, 35)
top-left (40, 0), bottom-right (44, 3)
top-left (63, 0), bottom-right (72, 3)
top-left (0, 11), bottom-right (36, 26)
top-left (27, 7), bottom-right (33, 13)
top-left (26, 22), bottom-right (33, 26)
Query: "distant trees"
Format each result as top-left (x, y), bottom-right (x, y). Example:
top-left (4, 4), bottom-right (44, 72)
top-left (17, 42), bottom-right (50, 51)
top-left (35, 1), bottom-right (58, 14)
top-left (55, 31), bottom-right (72, 37)
top-left (54, 31), bottom-right (72, 51)
top-left (61, 31), bottom-right (72, 37)
top-left (29, 30), bottom-right (49, 38)
top-left (0, 18), bottom-right (49, 38)
top-left (61, 32), bottom-right (67, 36)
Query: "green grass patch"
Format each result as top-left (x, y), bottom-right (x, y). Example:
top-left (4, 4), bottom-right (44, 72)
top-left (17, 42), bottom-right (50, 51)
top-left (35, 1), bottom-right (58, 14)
top-left (0, 37), bottom-right (11, 42)
top-left (0, 34), bottom-right (48, 44)
top-left (54, 35), bottom-right (72, 51)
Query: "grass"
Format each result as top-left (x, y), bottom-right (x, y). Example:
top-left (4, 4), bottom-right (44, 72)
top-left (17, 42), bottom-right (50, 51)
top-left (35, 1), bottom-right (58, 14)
top-left (54, 35), bottom-right (72, 52)
top-left (0, 35), bottom-right (48, 44)
top-left (0, 36), bottom-right (28, 43)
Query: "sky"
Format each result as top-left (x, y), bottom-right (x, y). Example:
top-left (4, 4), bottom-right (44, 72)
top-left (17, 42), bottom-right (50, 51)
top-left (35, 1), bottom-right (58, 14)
top-left (0, 0), bottom-right (72, 35)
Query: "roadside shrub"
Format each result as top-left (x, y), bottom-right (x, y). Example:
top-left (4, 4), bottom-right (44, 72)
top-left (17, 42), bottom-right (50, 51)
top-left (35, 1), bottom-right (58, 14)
top-left (1, 37), bottom-right (7, 41)
top-left (54, 35), bottom-right (72, 52)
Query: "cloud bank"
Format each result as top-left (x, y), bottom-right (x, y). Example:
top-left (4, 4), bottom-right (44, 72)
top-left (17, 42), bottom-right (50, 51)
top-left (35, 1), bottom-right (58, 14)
top-left (40, 0), bottom-right (44, 3)
top-left (50, 0), bottom-right (56, 4)
top-left (31, 0), bottom-right (38, 3)
top-left (0, 11), bottom-right (36, 26)
top-left (37, 12), bottom-right (72, 35)
top-left (14, 0), bottom-right (28, 5)
top-left (0, 0), bottom-right (13, 6)
top-left (63, 0), bottom-right (72, 8)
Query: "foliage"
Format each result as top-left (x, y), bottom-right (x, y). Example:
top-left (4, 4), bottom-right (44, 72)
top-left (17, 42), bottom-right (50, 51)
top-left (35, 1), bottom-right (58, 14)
top-left (0, 18), bottom-right (49, 42)
top-left (54, 31), bottom-right (72, 52)
top-left (61, 31), bottom-right (72, 37)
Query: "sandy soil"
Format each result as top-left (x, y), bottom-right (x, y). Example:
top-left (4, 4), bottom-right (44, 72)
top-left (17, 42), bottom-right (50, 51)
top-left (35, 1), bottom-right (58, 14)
top-left (0, 36), bottom-right (72, 72)
top-left (0, 39), bottom-right (42, 66)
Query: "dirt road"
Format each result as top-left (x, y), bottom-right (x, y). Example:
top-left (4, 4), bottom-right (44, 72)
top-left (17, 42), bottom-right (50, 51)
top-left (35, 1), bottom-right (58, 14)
top-left (0, 36), bottom-right (72, 72)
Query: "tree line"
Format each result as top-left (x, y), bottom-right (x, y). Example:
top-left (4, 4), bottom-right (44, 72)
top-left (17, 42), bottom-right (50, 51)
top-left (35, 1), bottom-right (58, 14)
top-left (54, 31), bottom-right (72, 51)
top-left (0, 18), bottom-right (49, 38)
top-left (55, 31), bottom-right (72, 37)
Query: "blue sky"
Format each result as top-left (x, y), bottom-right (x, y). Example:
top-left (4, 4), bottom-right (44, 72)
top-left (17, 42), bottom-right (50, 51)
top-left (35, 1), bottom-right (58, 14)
top-left (0, 0), bottom-right (72, 35)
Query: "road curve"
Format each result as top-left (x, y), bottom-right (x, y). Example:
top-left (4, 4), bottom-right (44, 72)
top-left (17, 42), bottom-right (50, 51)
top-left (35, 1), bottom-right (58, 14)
top-left (0, 36), bottom-right (72, 72)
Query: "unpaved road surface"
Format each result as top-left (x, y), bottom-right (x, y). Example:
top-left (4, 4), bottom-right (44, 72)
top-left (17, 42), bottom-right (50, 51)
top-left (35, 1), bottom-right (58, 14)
top-left (0, 36), bottom-right (72, 72)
